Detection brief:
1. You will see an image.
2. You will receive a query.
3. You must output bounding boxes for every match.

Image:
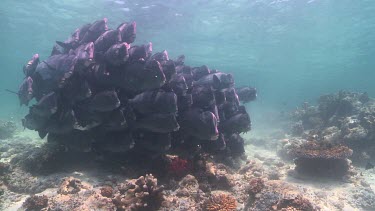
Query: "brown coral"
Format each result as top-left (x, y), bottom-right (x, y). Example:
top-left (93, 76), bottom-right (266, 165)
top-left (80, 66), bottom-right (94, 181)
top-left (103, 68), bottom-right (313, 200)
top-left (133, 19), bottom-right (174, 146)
top-left (113, 174), bottom-right (164, 211)
top-left (204, 193), bottom-right (237, 211)
top-left (247, 178), bottom-right (265, 196)
top-left (100, 186), bottom-right (113, 198)
top-left (290, 141), bottom-right (353, 159)
top-left (57, 177), bottom-right (86, 195)
top-left (22, 195), bottom-right (48, 211)
top-left (274, 195), bottom-right (315, 211)
top-left (290, 141), bottom-right (353, 178)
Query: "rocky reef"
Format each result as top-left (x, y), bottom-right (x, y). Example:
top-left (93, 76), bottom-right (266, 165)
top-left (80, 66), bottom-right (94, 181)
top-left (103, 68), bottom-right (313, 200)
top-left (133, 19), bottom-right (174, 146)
top-left (288, 91), bottom-right (375, 163)
top-left (0, 120), bottom-right (17, 140)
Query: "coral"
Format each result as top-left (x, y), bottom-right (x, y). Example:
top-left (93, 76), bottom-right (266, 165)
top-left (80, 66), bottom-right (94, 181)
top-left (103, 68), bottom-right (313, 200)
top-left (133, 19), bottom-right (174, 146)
top-left (0, 120), bottom-right (17, 139)
top-left (176, 174), bottom-right (199, 197)
top-left (100, 186), bottom-right (113, 198)
top-left (113, 174), bottom-right (164, 211)
top-left (22, 195), bottom-right (48, 211)
top-left (167, 156), bottom-right (192, 178)
top-left (204, 193), bottom-right (237, 211)
top-left (290, 121), bottom-right (304, 136)
top-left (290, 141), bottom-right (353, 178)
top-left (274, 195), bottom-right (315, 211)
top-left (247, 178), bottom-right (265, 196)
top-left (58, 177), bottom-right (86, 195)
top-left (206, 162), bottom-right (234, 189)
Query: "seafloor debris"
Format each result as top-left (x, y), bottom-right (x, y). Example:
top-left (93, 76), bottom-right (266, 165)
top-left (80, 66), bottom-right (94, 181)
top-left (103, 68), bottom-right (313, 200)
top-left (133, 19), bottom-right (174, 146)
top-left (289, 140), bottom-right (353, 178)
top-left (113, 174), bottom-right (165, 211)
top-left (22, 195), bottom-right (48, 211)
top-left (204, 193), bottom-right (237, 211)
top-left (17, 18), bottom-right (254, 159)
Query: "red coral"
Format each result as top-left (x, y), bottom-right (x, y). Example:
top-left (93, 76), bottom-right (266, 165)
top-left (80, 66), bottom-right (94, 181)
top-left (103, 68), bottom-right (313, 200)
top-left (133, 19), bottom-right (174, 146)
top-left (167, 157), bottom-right (192, 177)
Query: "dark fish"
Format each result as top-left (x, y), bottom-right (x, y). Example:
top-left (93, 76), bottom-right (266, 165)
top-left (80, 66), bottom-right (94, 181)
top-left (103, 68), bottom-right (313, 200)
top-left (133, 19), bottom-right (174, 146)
top-left (175, 55), bottom-right (185, 66)
top-left (45, 109), bottom-right (77, 134)
top-left (222, 87), bottom-right (240, 105)
top-left (169, 74), bottom-right (188, 96)
top-left (218, 101), bottom-right (239, 121)
top-left (194, 72), bottom-right (234, 90)
top-left (192, 65), bottom-right (210, 81)
top-left (177, 94), bottom-right (193, 112)
top-left (87, 90), bottom-right (120, 112)
top-left (56, 28), bottom-right (80, 50)
top-left (22, 112), bottom-right (47, 130)
top-left (23, 54), bottom-right (40, 77)
top-left (366, 162), bottom-right (374, 170)
top-left (80, 18), bottom-right (108, 44)
top-left (215, 89), bottom-right (226, 105)
top-left (133, 131), bottom-right (171, 153)
top-left (104, 42), bottom-right (129, 66)
top-left (201, 133), bottom-right (226, 152)
top-left (149, 50), bottom-right (169, 63)
top-left (236, 86), bottom-right (257, 103)
top-left (71, 42), bottom-right (95, 67)
top-left (226, 133), bottom-right (245, 155)
top-left (128, 42), bottom-right (153, 62)
top-left (117, 21), bottom-right (136, 44)
top-left (191, 85), bottom-right (215, 108)
top-left (179, 109), bottom-right (219, 140)
top-left (32, 54), bottom-right (78, 99)
top-left (94, 29), bottom-right (121, 53)
top-left (60, 74), bottom-right (92, 103)
top-left (93, 131), bottom-right (134, 153)
top-left (55, 23), bottom-right (91, 50)
top-left (100, 109), bottom-right (127, 131)
top-left (120, 60), bottom-right (166, 93)
top-left (219, 112), bottom-right (251, 134)
top-left (134, 113), bottom-right (179, 133)
top-left (18, 76), bottom-right (33, 106)
top-left (162, 60), bottom-right (176, 81)
top-left (129, 89), bottom-right (177, 114)
top-left (51, 45), bottom-right (63, 56)
top-left (30, 91), bottom-right (58, 117)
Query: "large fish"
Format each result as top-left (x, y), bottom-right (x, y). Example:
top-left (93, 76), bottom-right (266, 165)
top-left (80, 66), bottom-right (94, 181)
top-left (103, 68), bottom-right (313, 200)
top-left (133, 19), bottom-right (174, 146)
top-left (117, 21), bottom-right (136, 44)
top-left (134, 113), bottom-right (179, 133)
top-left (133, 131), bottom-right (171, 153)
top-left (219, 112), bottom-right (251, 134)
top-left (30, 91), bottom-right (58, 118)
top-left (23, 54), bottom-right (39, 77)
top-left (192, 65), bottom-right (210, 81)
top-left (93, 131), bottom-right (134, 153)
top-left (236, 86), bottom-right (257, 103)
top-left (87, 90), bottom-right (120, 112)
top-left (56, 23), bottom-right (91, 50)
top-left (179, 109), bottom-right (219, 141)
top-left (128, 42), bottom-right (152, 62)
top-left (94, 29), bottom-right (121, 54)
top-left (79, 19), bottom-right (108, 44)
top-left (191, 85), bottom-right (215, 108)
top-left (120, 60), bottom-right (166, 93)
top-left (169, 74), bottom-right (188, 96)
top-left (45, 109), bottom-right (77, 134)
top-left (129, 89), bottom-right (177, 114)
top-left (104, 42), bottom-right (129, 66)
top-left (18, 76), bottom-right (33, 106)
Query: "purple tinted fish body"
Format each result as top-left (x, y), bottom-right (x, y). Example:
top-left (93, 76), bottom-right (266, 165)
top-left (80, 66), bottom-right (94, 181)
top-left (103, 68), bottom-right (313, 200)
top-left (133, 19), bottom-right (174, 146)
top-left (23, 54), bottom-right (40, 77)
top-left (117, 21), bottom-right (136, 44)
top-left (18, 76), bottom-right (34, 106)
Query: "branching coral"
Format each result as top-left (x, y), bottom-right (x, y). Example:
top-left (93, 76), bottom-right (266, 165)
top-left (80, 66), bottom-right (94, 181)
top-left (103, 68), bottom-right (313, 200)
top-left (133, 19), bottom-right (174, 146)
top-left (113, 174), bottom-right (164, 211)
top-left (204, 193), bottom-right (237, 211)
top-left (22, 195), bottom-right (48, 211)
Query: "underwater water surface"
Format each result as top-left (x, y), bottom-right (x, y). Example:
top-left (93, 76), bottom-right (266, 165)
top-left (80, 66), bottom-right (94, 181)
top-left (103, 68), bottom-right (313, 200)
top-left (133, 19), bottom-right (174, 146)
top-left (1, 0), bottom-right (375, 123)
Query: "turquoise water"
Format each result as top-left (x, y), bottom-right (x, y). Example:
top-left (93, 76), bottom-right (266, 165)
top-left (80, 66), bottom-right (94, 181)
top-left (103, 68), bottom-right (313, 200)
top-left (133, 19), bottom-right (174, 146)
top-left (1, 0), bottom-right (375, 123)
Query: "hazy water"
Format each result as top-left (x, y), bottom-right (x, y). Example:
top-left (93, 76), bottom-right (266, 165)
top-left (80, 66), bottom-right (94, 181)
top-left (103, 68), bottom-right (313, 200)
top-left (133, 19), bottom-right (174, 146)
top-left (1, 0), bottom-right (375, 127)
